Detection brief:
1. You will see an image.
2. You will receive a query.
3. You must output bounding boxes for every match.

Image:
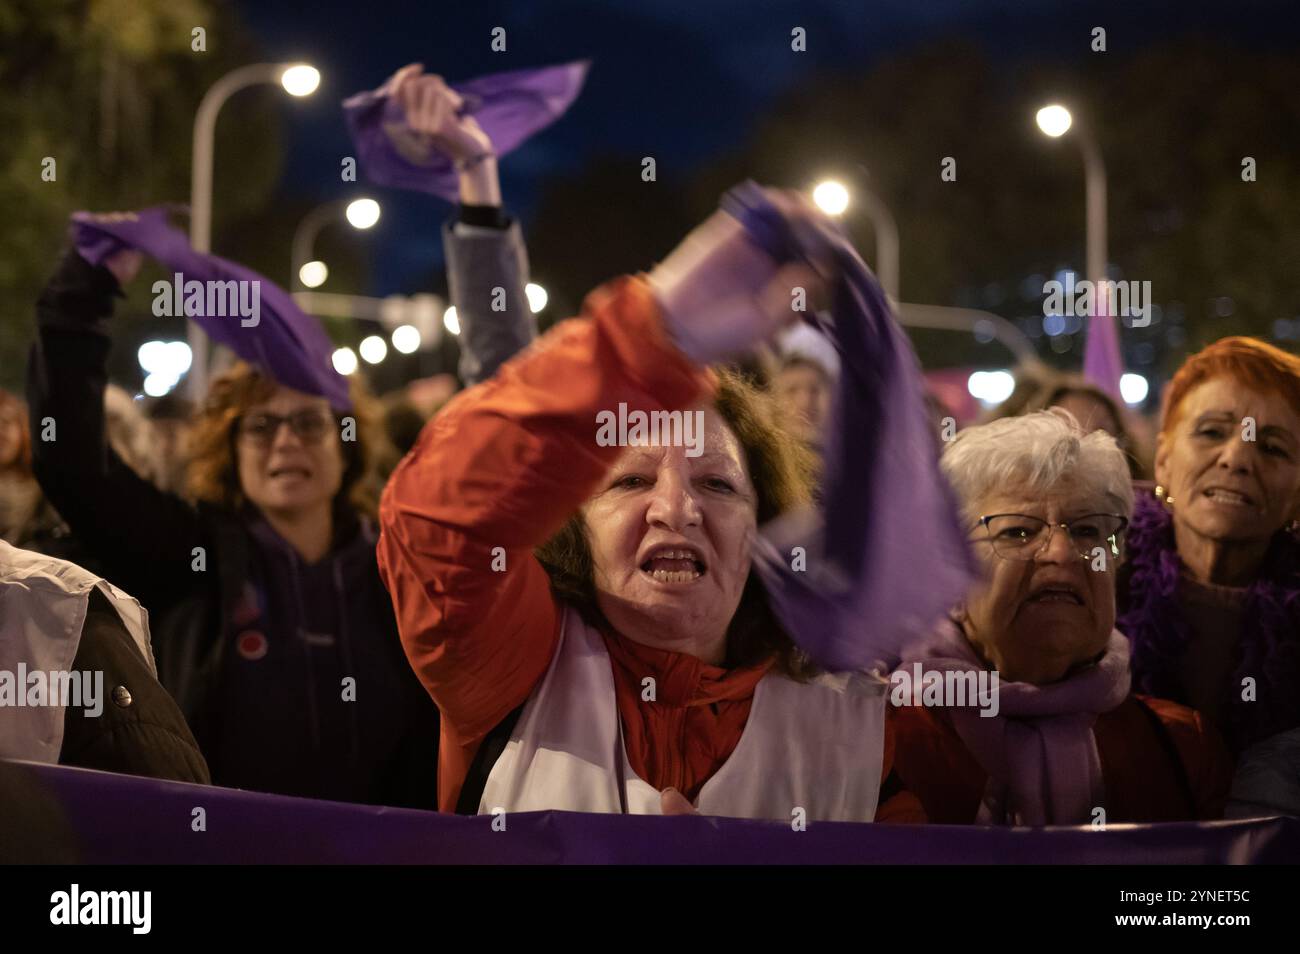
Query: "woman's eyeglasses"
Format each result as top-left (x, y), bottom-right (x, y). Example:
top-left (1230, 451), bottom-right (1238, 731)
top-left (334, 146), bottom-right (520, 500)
top-left (973, 513), bottom-right (1128, 561)
top-left (237, 411), bottom-right (334, 446)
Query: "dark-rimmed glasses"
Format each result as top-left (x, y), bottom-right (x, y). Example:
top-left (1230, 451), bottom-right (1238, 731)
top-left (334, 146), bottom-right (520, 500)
top-left (236, 410), bottom-right (333, 447)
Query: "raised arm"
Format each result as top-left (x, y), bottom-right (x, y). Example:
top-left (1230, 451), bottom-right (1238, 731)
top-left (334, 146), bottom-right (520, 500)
top-left (386, 64), bottom-right (535, 385)
top-left (376, 278), bottom-right (707, 806)
top-left (26, 246), bottom-right (209, 607)
top-left (377, 197), bottom-right (821, 809)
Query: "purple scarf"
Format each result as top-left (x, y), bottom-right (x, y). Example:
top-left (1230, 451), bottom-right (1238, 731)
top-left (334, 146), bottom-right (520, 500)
top-left (724, 183), bottom-right (976, 672)
top-left (70, 207), bottom-right (351, 409)
top-left (899, 621), bottom-right (1132, 826)
top-left (343, 61), bottom-right (589, 200)
top-left (1119, 491), bottom-right (1300, 753)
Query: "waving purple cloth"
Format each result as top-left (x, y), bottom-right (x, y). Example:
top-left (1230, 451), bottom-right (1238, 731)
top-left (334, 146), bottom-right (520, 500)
top-left (1083, 311), bottom-right (1124, 401)
top-left (70, 207), bottom-right (351, 410)
top-left (343, 61), bottom-right (589, 200)
top-left (723, 182), bottom-right (976, 672)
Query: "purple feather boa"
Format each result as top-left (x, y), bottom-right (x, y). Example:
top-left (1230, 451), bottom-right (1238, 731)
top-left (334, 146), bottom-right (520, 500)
top-left (1120, 490), bottom-right (1300, 753)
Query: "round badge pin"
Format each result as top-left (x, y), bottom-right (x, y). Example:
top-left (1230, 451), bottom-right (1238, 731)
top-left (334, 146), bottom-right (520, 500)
top-left (236, 630), bottom-right (268, 661)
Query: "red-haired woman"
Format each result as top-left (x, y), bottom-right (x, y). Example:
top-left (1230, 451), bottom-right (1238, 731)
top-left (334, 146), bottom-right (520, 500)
top-left (1119, 337), bottom-right (1300, 759)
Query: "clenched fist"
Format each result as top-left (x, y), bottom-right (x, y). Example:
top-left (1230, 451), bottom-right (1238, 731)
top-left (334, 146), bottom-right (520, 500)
top-left (648, 190), bottom-right (833, 366)
top-left (382, 64), bottom-right (493, 166)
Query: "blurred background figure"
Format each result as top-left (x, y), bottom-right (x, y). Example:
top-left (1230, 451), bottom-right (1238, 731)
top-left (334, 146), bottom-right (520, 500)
top-left (989, 367), bottom-right (1148, 478)
top-left (770, 322), bottom-right (838, 451)
top-left (144, 393), bottom-right (195, 496)
top-left (0, 388), bottom-right (63, 552)
top-left (772, 354), bottom-right (833, 450)
top-left (2, 385), bottom-right (179, 563)
top-left (104, 383), bottom-right (164, 486)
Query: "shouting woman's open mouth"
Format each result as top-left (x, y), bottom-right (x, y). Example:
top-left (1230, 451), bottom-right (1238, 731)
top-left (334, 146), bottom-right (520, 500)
top-left (639, 546), bottom-right (707, 584)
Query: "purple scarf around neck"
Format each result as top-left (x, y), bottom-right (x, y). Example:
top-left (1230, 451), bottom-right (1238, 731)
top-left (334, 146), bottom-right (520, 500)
top-left (1119, 490), bottom-right (1300, 753)
top-left (898, 620), bottom-right (1132, 826)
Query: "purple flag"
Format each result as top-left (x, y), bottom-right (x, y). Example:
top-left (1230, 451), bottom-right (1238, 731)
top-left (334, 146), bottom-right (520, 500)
top-left (722, 183), bottom-right (976, 672)
top-left (1082, 297), bottom-right (1124, 402)
top-left (70, 207), bottom-right (351, 410)
top-left (343, 61), bottom-right (590, 200)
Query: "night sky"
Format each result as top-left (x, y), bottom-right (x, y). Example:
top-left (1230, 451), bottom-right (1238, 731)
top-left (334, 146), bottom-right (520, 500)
top-left (233, 0), bottom-right (1297, 297)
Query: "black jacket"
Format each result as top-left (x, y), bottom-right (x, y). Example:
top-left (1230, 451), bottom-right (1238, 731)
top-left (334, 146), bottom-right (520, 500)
top-left (60, 588), bottom-right (211, 783)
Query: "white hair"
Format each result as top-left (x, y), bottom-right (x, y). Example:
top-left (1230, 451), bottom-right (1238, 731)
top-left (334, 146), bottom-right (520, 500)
top-left (941, 409), bottom-right (1133, 524)
top-left (777, 322), bottom-right (840, 379)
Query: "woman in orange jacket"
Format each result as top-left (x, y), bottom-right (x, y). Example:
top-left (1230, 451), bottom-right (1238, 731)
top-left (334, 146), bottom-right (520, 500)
top-left (378, 197), bottom-right (924, 822)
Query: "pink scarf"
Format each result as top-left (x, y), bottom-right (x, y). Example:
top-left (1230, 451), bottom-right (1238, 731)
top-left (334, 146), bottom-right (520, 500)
top-left (897, 621), bottom-right (1132, 826)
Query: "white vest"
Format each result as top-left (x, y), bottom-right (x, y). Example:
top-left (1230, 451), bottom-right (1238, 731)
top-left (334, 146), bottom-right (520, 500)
top-left (479, 605), bottom-right (887, 821)
top-left (0, 540), bottom-right (153, 763)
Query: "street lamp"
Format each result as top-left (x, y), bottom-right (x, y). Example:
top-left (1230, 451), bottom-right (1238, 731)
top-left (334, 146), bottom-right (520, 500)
top-left (291, 198), bottom-right (382, 293)
top-left (525, 282), bottom-right (548, 313)
top-left (812, 180), bottom-right (850, 216)
top-left (299, 260), bottom-right (328, 289)
top-left (857, 188), bottom-right (900, 302)
top-left (188, 62), bottom-right (320, 398)
top-left (1034, 104), bottom-right (1072, 138)
top-left (1034, 102), bottom-right (1107, 303)
top-left (344, 198), bottom-right (381, 230)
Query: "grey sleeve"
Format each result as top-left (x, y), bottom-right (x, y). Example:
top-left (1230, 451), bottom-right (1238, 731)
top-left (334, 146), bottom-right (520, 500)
top-left (443, 218), bottom-right (539, 387)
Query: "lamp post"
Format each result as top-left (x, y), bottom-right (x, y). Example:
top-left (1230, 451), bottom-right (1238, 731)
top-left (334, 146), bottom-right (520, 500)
top-left (1036, 102), bottom-right (1120, 396)
top-left (811, 178), bottom-right (899, 300)
top-left (187, 62), bottom-right (320, 398)
top-left (290, 198), bottom-right (381, 292)
top-left (1034, 104), bottom-right (1108, 300)
top-left (858, 188), bottom-right (900, 302)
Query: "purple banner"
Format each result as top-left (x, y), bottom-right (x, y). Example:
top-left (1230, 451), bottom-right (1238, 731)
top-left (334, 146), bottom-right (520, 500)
top-left (10, 761), bottom-right (1297, 864)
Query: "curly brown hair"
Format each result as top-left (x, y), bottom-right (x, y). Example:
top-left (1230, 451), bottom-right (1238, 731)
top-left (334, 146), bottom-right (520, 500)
top-left (536, 366), bottom-right (820, 679)
top-left (185, 362), bottom-right (383, 518)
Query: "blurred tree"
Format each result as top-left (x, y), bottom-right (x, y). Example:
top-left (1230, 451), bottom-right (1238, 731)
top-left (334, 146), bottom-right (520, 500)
top-left (528, 154), bottom-right (698, 326)
top-left (527, 36), bottom-right (1300, 396)
top-left (0, 0), bottom-right (283, 392)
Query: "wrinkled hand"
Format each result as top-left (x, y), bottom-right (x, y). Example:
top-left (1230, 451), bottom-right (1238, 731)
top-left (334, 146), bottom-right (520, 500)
top-left (648, 190), bottom-right (834, 366)
top-left (382, 63), bottom-right (493, 165)
top-left (660, 787), bottom-right (700, 816)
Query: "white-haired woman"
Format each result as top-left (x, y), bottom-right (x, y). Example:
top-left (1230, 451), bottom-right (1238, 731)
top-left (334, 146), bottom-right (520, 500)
top-left (891, 410), bottom-right (1231, 825)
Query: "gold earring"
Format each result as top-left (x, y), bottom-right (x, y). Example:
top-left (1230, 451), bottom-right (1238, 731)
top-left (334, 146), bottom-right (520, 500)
top-left (1154, 485), bottom-right (1175, 510)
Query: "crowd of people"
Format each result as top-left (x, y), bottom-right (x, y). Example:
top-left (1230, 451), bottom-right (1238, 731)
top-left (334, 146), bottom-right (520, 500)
top-left (3, 65), bottom-right (1299, 831)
